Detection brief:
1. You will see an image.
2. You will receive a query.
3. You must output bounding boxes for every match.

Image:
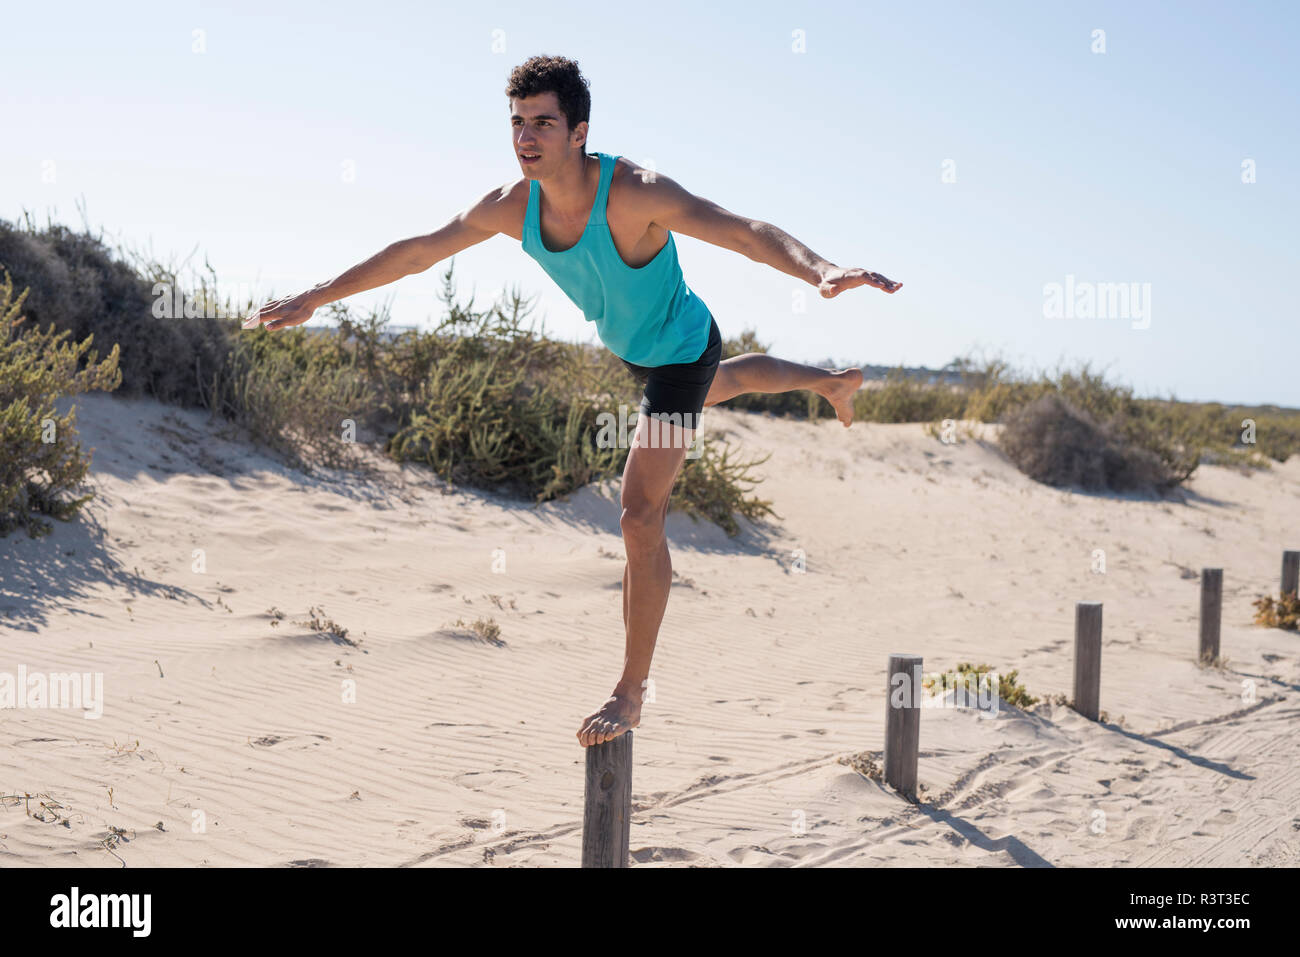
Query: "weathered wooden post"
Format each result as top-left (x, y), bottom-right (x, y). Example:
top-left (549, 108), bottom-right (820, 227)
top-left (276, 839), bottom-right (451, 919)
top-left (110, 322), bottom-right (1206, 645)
top-left (1282, 550), bottom-right (1299, 598)
top-left (582, 731), bottom-right (632, 868)
top-left (884, 654), bottom-right (922, 800)
top-left (1199, 568), bottom-right (1223, 663)
top-left (1072, 602), bottom-right (1102, 721)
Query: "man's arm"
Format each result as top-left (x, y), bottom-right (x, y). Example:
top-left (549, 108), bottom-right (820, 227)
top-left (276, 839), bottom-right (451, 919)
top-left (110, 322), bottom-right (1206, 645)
top-left (244, 184), bottom-right (510, 330)
top-left (640, 166), bottom-right (901, 297)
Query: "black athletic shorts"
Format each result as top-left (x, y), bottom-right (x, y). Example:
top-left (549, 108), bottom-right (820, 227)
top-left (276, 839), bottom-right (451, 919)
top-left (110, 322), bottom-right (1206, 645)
top-left (620, 315), bottom-right (722, 430)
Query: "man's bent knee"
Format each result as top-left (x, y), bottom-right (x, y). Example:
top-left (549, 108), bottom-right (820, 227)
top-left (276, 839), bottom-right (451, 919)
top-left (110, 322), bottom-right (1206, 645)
top-left (620, 502), bottom-right (666, 552)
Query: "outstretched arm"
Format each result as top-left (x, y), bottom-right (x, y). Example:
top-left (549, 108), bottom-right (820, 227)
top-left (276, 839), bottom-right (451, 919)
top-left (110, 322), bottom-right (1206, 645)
top-left (639, 166), bottom-right (902, 298)
top-left (243, 183), bottom-right (509, 330)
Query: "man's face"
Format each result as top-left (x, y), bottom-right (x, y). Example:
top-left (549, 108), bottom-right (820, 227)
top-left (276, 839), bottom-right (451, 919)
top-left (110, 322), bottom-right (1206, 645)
top-left (510, 92), bottom-right (587, 178)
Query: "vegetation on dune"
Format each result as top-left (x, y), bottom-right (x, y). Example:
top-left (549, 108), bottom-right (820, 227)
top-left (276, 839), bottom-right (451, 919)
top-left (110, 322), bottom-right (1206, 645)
top-left (0, 267), bottom-right (121, 538)
top-left (724, 335), bottom-right (1296, 495)
top-left (2, 211), bottom-right (1296, 539)
top-left (1252, 590), bottom-right (1300, 631)
top-left (922, 661), bottom-right (1039, 709)
top-left (998, 391), bottom-right (1197, 493)
top-left (0, 213), bottom-right (237, 407)
top-left (0, 215), bottom-right (775, 537)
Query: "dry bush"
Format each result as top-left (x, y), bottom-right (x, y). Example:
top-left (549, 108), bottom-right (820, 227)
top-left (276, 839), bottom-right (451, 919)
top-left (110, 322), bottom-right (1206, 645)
top-left (1252, 591), bottom-right (1300, 631)
top-left (998, 393), bottom-right (1191, 492)
top-left (0, 215), bottom-right (235, 407)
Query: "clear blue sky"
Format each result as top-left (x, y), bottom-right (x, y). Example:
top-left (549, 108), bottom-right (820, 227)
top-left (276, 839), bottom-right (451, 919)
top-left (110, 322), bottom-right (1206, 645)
top-left (4, 0), bottom-right (1297, 406)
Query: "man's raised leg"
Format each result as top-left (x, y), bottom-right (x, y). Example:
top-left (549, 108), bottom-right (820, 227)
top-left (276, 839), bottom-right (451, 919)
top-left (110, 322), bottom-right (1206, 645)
top-left (703, 353), bottom-right (864, 426)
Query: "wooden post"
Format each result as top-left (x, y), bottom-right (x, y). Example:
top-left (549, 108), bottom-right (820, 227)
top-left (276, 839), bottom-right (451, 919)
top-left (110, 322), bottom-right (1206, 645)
top-left (1282, 550), bottom-right (1300, 598)
top-left (1072, 602), bottom-right (1102, 721)
top-left (582, 731), bottom-right (632, 868)
top-left (884, 654), bottom-right (922, 800)
top-left (1199, 568), bottom-right (1223, 663)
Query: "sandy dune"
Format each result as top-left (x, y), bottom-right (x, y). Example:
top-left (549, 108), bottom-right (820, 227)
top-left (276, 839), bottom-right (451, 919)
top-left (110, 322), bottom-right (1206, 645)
top-left (2, 392), bottom-right (1298, 867)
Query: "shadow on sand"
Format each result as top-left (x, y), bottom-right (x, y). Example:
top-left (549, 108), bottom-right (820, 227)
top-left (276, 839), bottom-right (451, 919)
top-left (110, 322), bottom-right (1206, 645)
top-left (1, 394), bottom-right (786, 631)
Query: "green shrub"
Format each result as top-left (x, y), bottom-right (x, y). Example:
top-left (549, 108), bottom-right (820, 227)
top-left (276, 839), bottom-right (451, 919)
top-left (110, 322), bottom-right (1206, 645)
top-left (962, 380), bottom-right (1050, 423)
top-left (391, 348), bottom-right (583, 496)
top-left (214, 330), bottom-right (379, 472)
top-left (1147, 399), bottom-right (1300, 467)
top-left (669, 438), bottom-right (779, 536)
top-left (855, 367), bottom-right (967, 424)
top-left (0, 268), bottom-right (122, 538)
top-left (384, 276), bottom-right (626, 500)
top-left (923, 661), bottom-right (1038, 709)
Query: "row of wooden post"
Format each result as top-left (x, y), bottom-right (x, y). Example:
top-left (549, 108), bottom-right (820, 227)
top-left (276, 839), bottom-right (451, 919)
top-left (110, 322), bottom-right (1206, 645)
top-left (883, 550), bottom-right (1298, 799)
top-left (580, 550), bottom-right (1300, 863)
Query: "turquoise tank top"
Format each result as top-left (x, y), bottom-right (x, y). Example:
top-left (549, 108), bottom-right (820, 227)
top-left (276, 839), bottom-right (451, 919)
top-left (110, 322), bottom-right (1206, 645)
top-left (521, 151), bottom-right (712, 367)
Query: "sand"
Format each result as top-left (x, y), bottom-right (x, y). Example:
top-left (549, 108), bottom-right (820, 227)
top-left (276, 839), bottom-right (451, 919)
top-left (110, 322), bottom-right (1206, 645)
top-left (2, 391), bottom-right (1297, 867)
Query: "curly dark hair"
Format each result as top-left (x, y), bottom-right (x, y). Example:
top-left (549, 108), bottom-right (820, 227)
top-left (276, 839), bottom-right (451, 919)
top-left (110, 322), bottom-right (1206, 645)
top-left (505, 55), bottom-right (592, 150)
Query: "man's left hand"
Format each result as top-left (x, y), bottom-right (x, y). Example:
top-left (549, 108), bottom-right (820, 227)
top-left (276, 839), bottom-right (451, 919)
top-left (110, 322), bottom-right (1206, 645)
top-left (818, 266), bottom-right (903, 298)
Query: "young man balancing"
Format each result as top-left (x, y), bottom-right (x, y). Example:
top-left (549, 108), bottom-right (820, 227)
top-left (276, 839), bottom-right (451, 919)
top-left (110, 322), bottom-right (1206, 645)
top-left (242, 55), bottom-right (902, 748)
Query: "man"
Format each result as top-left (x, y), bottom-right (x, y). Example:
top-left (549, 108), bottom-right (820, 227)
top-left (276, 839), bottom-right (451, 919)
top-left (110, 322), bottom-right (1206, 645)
top-left (243, 54), bottom-right (902, 748)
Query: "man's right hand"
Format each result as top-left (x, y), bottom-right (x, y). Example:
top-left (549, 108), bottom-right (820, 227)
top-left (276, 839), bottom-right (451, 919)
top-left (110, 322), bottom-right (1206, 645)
top-left (242, 290), bottom-right (321, 331)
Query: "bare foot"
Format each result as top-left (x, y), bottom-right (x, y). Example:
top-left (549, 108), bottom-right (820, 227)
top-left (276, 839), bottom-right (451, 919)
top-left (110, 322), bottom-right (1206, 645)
top-left (577, 690), bottom-right (642, 747)
top-left (818, 367), bottom-right (864, 427)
